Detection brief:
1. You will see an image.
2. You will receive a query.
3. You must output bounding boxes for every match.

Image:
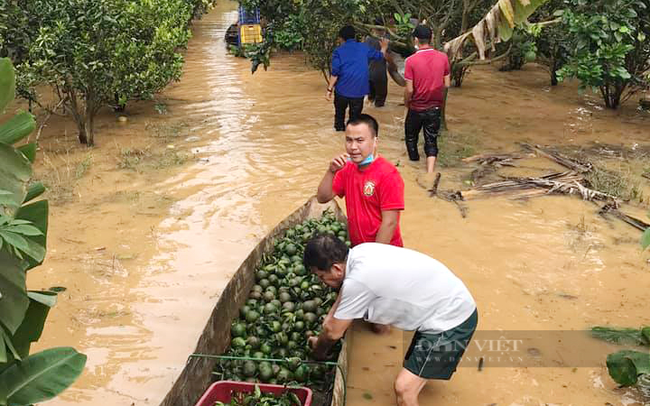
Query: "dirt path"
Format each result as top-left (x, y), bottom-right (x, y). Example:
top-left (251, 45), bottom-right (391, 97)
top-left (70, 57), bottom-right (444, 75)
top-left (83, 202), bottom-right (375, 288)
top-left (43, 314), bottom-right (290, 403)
top-left (22, 1), bottom-right (650, 406)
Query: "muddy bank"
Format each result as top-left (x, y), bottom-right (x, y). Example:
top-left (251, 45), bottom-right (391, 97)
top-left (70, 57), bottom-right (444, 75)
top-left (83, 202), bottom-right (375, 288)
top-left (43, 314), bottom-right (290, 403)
top-left (20, 1), bottom-right (650, 406)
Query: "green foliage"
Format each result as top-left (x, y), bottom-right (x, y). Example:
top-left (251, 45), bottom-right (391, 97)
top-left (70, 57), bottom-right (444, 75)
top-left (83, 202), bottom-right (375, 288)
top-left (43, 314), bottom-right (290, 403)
top-left (229, 42), bottom-right (272, 74)
top-left (1, 347), bottom-right (87, 406)
top-left (393, 12), bottom-right (415, 38)
top-left (499, 28), bottom-right (538, 71)
top-left (607, 350), bottom-right (650, 386)
top-left (556, 0), bottom-right (650, 108)
top-left (592, 326), bottom-right (650, 347)
top-left (642, 227), bottom-right (650, 250)
top-left (271, 15), bottom-right (305, 51)
top-left (530, 0), bottom-right (571, 85)
top-left (2, 0), bottom-right (210, 146)
top-left (0, 58), bottom-right (86, 406)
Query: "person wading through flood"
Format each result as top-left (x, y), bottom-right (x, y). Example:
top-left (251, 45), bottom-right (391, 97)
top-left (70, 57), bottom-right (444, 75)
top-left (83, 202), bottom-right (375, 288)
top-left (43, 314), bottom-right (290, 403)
top-left (327, 26), bottom-right (389, 131)
top-left (365, 24), bottom-right (389, 107)
top-left (304, 234), bottom-right (478, 406)
top-left (316, 113), bottom-right (404, 333)
top-left (403, 25), bottom-right (451, 188)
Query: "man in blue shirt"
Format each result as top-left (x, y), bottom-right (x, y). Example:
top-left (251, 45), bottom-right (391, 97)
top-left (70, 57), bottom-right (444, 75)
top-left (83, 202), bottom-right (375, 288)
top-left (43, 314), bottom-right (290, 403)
top-left (326, 26), bottom-right (389, 131)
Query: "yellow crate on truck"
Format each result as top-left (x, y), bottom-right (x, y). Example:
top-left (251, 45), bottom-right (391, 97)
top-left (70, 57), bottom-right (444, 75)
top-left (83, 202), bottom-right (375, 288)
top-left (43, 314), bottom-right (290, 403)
top-left (239, 24), bottom-right (262, 44)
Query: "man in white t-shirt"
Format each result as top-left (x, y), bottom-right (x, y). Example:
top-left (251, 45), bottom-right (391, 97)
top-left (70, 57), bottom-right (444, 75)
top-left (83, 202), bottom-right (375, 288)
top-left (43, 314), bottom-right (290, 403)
top-left (304, 234), bottom-right (478, 406)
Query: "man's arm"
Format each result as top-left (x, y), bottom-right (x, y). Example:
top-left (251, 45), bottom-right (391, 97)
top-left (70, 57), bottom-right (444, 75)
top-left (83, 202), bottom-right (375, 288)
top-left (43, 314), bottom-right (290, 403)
top-left (404, 79), bottom-right (414, 108)
top-left (368, 38), bottom-right (389, 61)
top-left (375, 209), bottom-right (400, 244)
top-left (444, 74), bottom-right (451, 88)
top-left (326, 75), bottom-right (339, 101)
top-left (310, 316), bottom-right (353, 360)
top-left (317, 154), bottom-right (347, 203)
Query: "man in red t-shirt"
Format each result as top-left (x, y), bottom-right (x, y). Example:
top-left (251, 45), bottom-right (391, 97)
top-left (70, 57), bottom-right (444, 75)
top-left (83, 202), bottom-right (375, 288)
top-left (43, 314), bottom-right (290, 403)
top-left (316, 114), bottom-right (404, 248)
top-left (403, 25), bottom-right (451, 182)
top-left (316, 114), bottom-right (404, 335)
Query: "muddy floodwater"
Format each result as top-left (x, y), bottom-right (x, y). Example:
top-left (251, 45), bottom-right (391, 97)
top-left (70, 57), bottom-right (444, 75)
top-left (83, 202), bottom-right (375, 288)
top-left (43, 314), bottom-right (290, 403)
top-left (23, 1), bottom-right (650, 406)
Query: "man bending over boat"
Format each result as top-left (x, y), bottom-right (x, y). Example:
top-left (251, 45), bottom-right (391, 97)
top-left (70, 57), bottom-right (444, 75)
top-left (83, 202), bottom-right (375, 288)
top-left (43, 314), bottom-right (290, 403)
top-left (304, 234), bottom-right (478, 406)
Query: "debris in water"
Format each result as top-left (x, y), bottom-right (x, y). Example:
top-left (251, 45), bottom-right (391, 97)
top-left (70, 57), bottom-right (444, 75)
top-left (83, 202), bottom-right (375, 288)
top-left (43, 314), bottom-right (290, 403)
top-left (117, 116), bottom-right (128, 123)
top-left (185, 136), bottom-right (201, 142)
top-left (362, 392), bottom-right (373, 400)
top-left (478, 357), bottom-right (484, 371)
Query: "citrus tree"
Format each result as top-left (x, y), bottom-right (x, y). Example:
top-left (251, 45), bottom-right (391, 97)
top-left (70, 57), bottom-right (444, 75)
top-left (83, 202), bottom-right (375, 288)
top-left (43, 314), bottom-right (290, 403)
top-left (556, 0), bottom-right (650, 109)
top-left (0, 58), bottom-right (86, 406)
top-left (1, 0), bottom-right (210, 146)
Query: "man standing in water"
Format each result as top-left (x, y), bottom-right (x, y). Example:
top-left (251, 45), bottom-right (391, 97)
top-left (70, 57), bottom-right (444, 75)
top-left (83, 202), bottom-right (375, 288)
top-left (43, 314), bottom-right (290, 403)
top-left (316, 113), bottom-right (404, 334)
top-left (365, 25), bottom-right (389, 108)
top-left (316, 114), bottom-right (404, 247)
top-left (403, 25), bottom-right (450, 186)
top-left (327, 26), bottom-right (389, 131)
top-left (305, 234), bottom-right (478, 406)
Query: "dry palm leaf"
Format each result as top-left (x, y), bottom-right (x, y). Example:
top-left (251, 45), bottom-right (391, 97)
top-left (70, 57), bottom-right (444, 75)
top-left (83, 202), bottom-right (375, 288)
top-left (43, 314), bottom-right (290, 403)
top-left (444, 0), bottom-right (548, 61)
top-left (484, 9), bottom-right (498, 52)
top-left (472, 19), bottom-right (487, 60)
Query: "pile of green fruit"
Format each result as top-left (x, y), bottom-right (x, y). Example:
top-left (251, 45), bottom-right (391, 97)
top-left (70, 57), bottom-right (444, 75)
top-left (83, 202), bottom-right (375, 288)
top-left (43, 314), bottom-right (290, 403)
top-left (214, 210), bottom-right (348, 388)
top-left (214, 385), bottom-right (302, 406)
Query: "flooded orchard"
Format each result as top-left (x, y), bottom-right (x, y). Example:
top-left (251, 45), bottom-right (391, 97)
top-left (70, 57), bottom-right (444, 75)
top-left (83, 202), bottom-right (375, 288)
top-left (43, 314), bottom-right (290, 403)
top-left (23, 1), bottom-right (650, 406)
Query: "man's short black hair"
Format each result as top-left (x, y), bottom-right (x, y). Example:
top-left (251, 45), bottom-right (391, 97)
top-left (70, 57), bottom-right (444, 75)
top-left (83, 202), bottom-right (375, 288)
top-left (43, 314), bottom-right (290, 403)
top-left (339, 25), bottom-right (356, 41)
top-left (412, 25), bottom-right (432, 43)
top-left (346, 113), bottom-right (379, 137)
top-left (304, 233), bottom-right (349, 272)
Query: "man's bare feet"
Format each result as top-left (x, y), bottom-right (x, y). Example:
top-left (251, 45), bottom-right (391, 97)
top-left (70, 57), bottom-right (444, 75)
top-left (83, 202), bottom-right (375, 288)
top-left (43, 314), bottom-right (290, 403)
top-left (371, 323), bottom-right (391, 335)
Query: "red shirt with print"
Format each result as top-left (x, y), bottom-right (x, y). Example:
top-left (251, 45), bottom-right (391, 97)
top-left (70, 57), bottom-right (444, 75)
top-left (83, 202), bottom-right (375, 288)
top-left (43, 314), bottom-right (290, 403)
top-left (404, 47), bottom-right (450, 111)
top-left (332, 156), bottom-right (404, 247)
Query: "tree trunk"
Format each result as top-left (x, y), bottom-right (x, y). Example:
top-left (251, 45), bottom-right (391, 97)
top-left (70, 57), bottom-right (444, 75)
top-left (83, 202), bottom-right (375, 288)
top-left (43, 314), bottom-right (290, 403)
top-left (66, 93), bottom-right (88, 144)
top-left (433, 26), bottom-right (444, 50)
top-left (550, 59), bottom-right (559, 86)
top-left (601, 84), bottom-right (623, 109)
top-left (461, 0), bottom-right (470, 32)
top-left (84, 100), bottom-right (97, 147)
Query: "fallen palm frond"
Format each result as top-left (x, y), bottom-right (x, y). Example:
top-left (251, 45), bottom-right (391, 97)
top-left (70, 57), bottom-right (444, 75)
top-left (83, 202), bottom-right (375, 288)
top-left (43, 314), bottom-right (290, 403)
top-left (458, 171), bottom-right (607, 200)
top-left (465, 153), bottom-right (523, 184)
top-left (598, 203), bottom-right (650, 232)
top-left (462, 153), bottom-right (524, 164)
top-left (443, 0), bottom-right (548, 61)
top-left (521, 143), bottom-right (593, 174)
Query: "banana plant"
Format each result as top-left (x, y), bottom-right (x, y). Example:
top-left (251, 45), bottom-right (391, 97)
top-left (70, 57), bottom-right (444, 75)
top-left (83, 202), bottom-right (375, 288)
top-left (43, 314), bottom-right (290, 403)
top-left (0, 57), bottom-right (86, 406)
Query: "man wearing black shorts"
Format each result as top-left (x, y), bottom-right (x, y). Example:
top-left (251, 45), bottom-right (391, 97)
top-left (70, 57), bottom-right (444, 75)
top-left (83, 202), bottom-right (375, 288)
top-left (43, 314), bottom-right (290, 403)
top-left (304, 234), bottom-right (478, 406)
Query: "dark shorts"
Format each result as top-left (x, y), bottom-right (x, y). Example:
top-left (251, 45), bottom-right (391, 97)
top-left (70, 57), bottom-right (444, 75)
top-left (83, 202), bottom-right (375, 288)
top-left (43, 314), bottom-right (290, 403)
top-left (404, 309), bottom-right (478, 380)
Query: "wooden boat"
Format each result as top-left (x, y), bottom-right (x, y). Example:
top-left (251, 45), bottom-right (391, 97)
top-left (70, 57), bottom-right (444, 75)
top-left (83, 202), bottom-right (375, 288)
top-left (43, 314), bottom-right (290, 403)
top-left (159, 197), bottom-right (350, 406)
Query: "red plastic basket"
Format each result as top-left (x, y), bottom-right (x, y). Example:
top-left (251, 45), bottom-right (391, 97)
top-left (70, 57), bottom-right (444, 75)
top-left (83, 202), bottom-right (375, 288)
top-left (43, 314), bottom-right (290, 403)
top-left (195, 380), bottom-right (313, 406)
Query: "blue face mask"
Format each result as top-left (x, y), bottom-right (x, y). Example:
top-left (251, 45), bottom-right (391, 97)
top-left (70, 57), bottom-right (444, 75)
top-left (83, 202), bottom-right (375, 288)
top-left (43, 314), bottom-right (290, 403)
top-left (358, 153), bottom-right (374, 166)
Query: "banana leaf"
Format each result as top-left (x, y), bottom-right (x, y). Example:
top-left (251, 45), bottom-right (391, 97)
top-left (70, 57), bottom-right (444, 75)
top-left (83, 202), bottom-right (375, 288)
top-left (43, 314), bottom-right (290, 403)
top-left (0, 249), bottom-right (29, 335)
top-left (0, 144), bottom-right (31, 213)
top-left (1, 347), bottom-right (87, 406)
top-left (0, 58), bottom-right (15, 114)
top-left (0, 112), bottom-right (36, 146)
